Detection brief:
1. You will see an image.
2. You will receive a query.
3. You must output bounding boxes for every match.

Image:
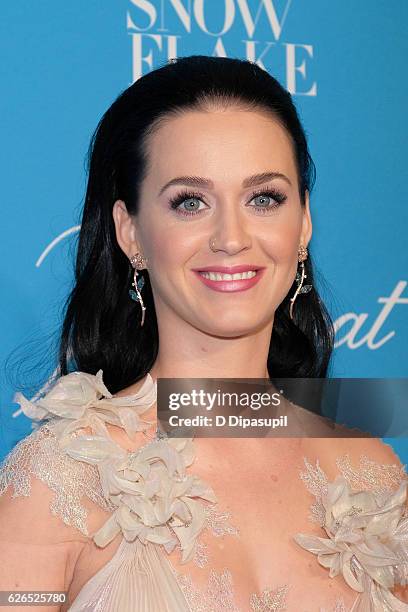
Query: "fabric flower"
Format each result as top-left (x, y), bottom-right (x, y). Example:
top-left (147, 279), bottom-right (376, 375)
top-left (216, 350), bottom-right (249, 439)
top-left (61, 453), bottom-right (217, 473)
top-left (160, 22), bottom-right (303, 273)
top-left (294, 474), bottom-right (408, 609)
top-left (13, 369), bottom-right (157, 443)
top-left (13, 369), bottom-right (218, 565)
top-left (65, 432), bottom-right (217, 563)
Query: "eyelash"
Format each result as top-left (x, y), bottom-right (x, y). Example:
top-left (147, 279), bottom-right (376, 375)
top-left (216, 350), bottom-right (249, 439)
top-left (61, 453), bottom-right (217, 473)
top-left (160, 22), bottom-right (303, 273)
top-left (168, 188), bottom-right (287, 217)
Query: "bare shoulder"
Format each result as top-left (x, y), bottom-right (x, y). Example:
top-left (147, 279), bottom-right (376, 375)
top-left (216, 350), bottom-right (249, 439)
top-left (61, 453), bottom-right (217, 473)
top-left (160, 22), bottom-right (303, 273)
top-left (0, 464), bottom-right (88, 601)
top-left (0, 467), bottom-right (88, 541)
top-left (0, 422), bottom-right (115, 571)
top-left (0, 421), bottom-right (122, 598)
top-left (0, 426), bottom-right (88, 539)
top-left (285, 398), bottom-right (373, 438)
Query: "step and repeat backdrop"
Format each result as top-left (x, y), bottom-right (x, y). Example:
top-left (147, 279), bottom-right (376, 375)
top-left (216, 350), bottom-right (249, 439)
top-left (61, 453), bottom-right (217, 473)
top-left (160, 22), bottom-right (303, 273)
top-left (1, 1), bottom-right (407, 460)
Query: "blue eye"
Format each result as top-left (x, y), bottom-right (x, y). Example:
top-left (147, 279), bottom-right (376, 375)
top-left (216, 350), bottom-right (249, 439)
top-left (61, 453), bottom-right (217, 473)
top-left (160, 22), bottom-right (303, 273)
top-left (253, 194), bottom-right (273, 207)
top-left (248, 189), bottom-right (287, 213)
top-left (180, 197), bottom-right (204, 212)
top-left (169, 191), bottom-right (208, 216)
top-left (168, 187), bottom-right (287, 218)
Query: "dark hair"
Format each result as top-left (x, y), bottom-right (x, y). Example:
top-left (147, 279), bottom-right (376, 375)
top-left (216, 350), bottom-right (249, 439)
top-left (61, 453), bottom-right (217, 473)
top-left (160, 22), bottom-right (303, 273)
top-left (59, 55), bottom-right (334, 393)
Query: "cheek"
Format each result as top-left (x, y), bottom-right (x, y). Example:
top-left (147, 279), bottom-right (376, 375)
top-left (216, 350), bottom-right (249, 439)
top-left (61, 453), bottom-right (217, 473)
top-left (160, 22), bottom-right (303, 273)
top-left (141, 219), bottom-right (199, 274)
top-left (260, 213), bottom-right (302, 262)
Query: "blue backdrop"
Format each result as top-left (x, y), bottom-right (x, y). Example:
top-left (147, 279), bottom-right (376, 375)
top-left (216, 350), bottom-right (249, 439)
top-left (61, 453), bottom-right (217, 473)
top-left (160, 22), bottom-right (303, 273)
top-left (1, 1), bottom-right (407, 460)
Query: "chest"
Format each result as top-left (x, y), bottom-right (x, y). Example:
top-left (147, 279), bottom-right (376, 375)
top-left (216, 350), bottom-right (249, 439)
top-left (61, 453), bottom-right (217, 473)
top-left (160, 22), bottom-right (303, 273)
top-left (162, 439), bottom-right (358, 610)
top-left (67, 438), bottom-right (358, 611)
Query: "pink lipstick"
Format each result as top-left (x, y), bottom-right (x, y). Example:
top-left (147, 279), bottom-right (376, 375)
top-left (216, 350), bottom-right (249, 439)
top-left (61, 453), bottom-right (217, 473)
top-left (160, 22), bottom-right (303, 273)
top-left (192, 265), bottom-right (265, 293)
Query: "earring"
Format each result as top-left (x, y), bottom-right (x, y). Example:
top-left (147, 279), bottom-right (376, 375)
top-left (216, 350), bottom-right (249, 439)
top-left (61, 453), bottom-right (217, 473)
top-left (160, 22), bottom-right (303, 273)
top-left (289, 245), bottom-right (312, 321)
top-left (129, 253), bottom-right (148, 326)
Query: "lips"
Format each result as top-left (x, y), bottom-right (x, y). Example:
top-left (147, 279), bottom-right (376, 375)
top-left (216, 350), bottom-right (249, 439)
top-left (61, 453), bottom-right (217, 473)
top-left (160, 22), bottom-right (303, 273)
top-left (193, 265), bottom-right (264, 274)
top-left (192, 265), bottom-right (265, 293)
top-left (200, 270), bottom-right (256, 281)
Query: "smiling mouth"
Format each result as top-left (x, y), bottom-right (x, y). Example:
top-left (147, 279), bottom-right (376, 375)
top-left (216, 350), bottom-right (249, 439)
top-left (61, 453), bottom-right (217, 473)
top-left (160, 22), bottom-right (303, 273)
top-left (198, 270), bottom-right (258, 281)
top-left (193, 267), bottom-right (264, 293)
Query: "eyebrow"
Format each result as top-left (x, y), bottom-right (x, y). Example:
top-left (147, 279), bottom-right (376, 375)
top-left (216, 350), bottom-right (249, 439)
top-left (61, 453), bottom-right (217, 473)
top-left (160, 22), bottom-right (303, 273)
top-left (158, 171), bottom-right (292, 196)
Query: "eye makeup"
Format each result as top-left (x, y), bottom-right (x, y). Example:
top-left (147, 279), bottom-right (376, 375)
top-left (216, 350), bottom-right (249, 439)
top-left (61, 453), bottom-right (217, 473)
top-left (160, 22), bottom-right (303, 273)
top-left (168, 186), bottom-right (287, 217)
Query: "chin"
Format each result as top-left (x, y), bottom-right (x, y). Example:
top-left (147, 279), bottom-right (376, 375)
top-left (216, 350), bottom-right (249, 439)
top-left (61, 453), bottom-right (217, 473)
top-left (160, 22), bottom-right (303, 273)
top-left (198, 316), bottom-right (269, 338)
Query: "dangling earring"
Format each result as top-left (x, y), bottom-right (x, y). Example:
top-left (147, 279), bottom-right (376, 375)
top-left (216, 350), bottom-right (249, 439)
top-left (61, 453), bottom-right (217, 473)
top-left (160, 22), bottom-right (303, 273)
top-left (129, 253), bottom-right (148, 326)
top-left (289, 245), bottom-right (312, 321)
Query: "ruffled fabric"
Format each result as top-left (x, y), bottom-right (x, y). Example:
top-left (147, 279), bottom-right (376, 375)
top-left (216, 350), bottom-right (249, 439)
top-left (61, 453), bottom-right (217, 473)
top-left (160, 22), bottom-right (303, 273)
top-left (13, 370), bottom-right (218, 565)
top-left (66, 433), bottom-right (217, 563)
top-left (69, 537), bottom-right (192, 612)
top-left (294, 474), bottom-right (408, 610)
top-left (11, 369), bottom-right (408, 610)
top-left (13, 369), bottom-right (157, 443)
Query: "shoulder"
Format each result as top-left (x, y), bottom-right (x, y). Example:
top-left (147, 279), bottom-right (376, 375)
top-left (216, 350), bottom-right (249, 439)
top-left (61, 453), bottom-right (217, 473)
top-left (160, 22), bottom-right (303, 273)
top-left (299, 435), bottom-right (407, 492)
top-left (0, 369), bottom-right (158, 543)
top-left (286, 398), bottom-right (373, 438)
top-left (0, 425), bottom-right (98, 596)
top-left (0, 458), bottom-right (87, 546)
top-left (295, 437), bottom-right (408, 603)
top-left (0, 423), bottom-right (113, 542)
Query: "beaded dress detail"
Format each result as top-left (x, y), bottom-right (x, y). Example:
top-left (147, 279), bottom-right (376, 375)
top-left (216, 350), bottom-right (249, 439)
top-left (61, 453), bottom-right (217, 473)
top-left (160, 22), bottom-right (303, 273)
top-left (1, 370), bottom-right (408, 611)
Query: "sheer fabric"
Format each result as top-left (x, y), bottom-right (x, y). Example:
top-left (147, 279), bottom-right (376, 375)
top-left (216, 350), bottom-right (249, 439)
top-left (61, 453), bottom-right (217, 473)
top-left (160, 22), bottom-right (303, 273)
top-left (1, 370), bottom-right (408, 611)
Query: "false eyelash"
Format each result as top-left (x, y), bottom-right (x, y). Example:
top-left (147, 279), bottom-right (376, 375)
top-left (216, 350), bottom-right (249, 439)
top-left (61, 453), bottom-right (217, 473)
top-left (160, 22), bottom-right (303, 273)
top-left (246, 189), bottom-right (287, 214)
top-left (168, 187), bottom-right (287, 216)
top-left (169, 189), bottom-right (206, 210)
top-left (250, 188), bottom-right (287, 206)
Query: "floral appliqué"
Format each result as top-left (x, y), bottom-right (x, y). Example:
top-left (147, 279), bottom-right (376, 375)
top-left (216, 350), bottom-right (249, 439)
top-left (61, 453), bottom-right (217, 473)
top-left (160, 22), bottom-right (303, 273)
top-left (294, 456), bottom-right (408, 610)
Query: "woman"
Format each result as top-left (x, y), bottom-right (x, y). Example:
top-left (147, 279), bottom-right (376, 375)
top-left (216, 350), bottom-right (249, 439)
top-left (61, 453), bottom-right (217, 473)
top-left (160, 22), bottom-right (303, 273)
top-left (1, 55), bottom-right (408, 611)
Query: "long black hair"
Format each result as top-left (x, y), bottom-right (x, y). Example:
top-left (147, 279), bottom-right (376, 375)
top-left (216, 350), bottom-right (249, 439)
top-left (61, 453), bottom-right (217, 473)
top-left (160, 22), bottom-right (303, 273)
top-left (59, 55), bottom-right (334, 394)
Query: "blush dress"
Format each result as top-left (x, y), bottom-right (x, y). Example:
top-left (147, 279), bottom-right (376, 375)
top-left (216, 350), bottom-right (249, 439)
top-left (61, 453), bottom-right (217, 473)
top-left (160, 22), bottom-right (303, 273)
top-left (1, 370), bottom-right (408, 611)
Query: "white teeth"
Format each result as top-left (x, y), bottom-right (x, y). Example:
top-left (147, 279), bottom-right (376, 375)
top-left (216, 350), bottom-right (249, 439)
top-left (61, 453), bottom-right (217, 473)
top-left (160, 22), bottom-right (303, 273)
top-left (199, 270), bottom-right (257, 281)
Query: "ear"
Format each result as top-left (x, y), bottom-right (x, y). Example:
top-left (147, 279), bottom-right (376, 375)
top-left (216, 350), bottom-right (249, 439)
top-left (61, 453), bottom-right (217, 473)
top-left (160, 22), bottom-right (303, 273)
top-left (300, 190), bottom-right (312, 248)
top-left (112, 200), bottom-right (142, 259)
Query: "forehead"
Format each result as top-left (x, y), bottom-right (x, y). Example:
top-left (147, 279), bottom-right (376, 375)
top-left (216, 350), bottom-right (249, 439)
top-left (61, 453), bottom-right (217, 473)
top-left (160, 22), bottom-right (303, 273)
top-left (143, 108), bottom-right (298, 187)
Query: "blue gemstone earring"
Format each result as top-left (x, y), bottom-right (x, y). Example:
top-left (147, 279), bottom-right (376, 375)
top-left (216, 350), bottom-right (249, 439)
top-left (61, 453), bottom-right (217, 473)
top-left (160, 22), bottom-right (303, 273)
top-left (129, 253), bottom-right (148, 326)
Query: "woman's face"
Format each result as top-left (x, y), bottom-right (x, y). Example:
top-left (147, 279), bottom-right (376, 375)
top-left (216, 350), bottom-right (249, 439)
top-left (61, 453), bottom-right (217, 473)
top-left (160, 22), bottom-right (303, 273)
top-left (114, 107), bottom-right (312, 337)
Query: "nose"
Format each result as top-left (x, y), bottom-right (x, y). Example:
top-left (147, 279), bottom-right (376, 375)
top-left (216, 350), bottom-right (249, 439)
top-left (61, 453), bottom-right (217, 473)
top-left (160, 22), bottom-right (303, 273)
top-left (209, 207), bottom-right (252, 255)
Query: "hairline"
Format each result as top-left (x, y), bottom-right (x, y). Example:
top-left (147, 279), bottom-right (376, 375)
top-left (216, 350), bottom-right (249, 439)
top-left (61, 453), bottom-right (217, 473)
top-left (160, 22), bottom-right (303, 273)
top-left (140, 97), bottom-right (305, 201)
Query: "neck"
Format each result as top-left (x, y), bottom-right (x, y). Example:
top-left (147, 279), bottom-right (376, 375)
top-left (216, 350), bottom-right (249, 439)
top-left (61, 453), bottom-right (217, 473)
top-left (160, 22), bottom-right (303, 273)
top-left (148, 312), bottom-right (273, 382)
